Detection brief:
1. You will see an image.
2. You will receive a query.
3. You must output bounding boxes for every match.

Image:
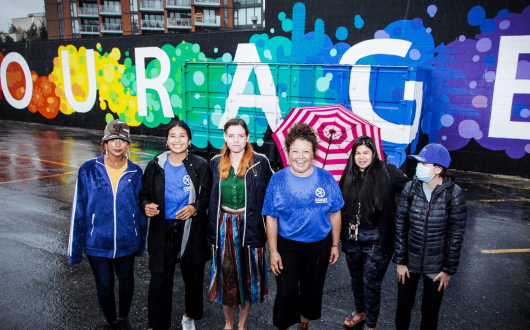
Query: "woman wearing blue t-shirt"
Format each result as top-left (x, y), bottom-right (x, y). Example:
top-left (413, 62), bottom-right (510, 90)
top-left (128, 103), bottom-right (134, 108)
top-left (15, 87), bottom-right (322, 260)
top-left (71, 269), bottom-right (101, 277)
top-left (140, 120), bottom-right (212, 330)
top-left (262, 123), bottom-right (344, 330)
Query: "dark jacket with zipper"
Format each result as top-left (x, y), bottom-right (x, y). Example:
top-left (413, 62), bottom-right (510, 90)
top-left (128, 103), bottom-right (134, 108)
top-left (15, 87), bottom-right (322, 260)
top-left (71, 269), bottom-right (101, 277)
top-left (392, 175), bottom-right (467, 275)
top-left (207, 152), bottom-right (274, 248)
top-left (139, 151), bottom-right (212, 273)
top-left (341, 162), bottom-right (410, 257)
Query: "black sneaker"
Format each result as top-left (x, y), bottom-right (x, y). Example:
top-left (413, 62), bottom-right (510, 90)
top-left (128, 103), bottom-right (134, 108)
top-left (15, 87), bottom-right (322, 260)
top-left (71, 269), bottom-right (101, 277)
top-left (118, 319), bottom-right (133, 330)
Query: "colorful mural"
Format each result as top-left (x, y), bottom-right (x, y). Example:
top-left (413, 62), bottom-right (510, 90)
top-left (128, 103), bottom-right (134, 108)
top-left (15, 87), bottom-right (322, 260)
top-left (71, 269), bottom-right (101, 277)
top-left (0, 2), bottom-right (529, 172)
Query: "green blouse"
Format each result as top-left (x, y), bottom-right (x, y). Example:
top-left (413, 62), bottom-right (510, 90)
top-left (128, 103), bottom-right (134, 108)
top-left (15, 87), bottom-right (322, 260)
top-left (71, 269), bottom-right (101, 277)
top-left (220, 167), bottom-right (245, 209)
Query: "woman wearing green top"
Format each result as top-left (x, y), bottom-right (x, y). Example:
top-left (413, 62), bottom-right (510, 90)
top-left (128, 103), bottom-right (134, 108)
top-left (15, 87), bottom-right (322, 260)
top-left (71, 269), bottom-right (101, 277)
top-left (207, 118), bottom-right (274, 330)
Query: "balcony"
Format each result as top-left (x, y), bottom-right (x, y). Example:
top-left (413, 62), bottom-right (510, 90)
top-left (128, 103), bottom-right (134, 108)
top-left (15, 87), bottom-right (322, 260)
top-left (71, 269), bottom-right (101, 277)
top-left (77, 7), bottom-right (99, 17)
top-left (166, 0), bottom-right (191, 9)
top-left (101, 23), bottom-right (123, 33)
top-left (167, 17), bottom-right (192, 29)
top-left (139, 0), bottom-right (164, 11)
top-left (195, 14), bottom-right (220, 27)
top-left (141, 19), bottom-right (165, 30)
top-left (79, 25), bottom-right (100, 34)
top-left (99, 5), bottom-right (121, 15)
top-left (193, 0), bottom-right (220, 7)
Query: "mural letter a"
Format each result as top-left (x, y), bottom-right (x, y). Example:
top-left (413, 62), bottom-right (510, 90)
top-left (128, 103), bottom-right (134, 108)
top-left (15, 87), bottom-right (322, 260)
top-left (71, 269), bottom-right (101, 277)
top-left (61, 49), bottom-right (97, 113)
top-left (219, 43), bottom-right (282, 131)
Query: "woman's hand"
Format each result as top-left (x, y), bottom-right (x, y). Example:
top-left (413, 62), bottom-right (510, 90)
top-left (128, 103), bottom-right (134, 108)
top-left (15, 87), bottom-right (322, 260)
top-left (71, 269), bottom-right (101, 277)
top-left (145, 203), bottom-right (160, 218)
top-left (329, 246), bottom-right (339, 265)
top-left (397, 264), bottom-right (410, 284)
top-left (176, 205), bottom-right (197, 220)
top-left (270, 251), bottom-right (283, 276)
top-left (433, 271), bottom-right (451, 291)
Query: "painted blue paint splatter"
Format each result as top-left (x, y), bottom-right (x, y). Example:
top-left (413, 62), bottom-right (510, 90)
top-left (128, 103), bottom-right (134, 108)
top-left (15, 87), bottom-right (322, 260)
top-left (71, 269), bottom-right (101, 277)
top-left (354, 15), bottom-right (364, 29)
top-left (427, 5), bottom-right (437, 17)
top-left (411, 18), bottom-right (423, 30)
top-left (498, 9), bottom-right (509, 18)
top-left (483, 54), bottom-right (496, 67)
top-left (335, 26), bottom-right (348, 40)
top-left (468, 6), bottom-right (486, 26)
top-left (480, 19), bottom-right (497, 34)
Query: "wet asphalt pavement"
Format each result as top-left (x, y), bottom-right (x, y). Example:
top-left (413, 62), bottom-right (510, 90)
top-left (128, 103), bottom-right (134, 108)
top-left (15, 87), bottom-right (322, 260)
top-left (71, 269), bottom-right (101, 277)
top-left (0, 120), bottom-right (529, 330)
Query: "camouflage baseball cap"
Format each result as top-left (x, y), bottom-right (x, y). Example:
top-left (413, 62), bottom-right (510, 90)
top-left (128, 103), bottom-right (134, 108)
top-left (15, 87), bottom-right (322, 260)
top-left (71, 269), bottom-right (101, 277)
top-left (103, 120), bottom-right (131, 142)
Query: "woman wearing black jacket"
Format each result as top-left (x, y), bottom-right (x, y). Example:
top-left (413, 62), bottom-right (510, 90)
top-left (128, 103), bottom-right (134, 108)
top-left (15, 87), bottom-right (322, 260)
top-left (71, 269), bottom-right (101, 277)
top-left (140, 120), bottom-right (211, 330)
top-left (207, 118), bottom-right (274, 330)
top-left (339, 136), bottom-right (410, 330)
top-left (393, 143), bottom-right (467, 330)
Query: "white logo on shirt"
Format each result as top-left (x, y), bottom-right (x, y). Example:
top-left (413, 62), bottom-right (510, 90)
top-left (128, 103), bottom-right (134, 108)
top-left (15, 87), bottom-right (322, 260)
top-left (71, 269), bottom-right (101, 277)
top-left (183, 175), bottom-right (191, 192)
top-left (183, 175), bottom-right (190, 185)
top-left (315, 188), bottom-right (328, 203)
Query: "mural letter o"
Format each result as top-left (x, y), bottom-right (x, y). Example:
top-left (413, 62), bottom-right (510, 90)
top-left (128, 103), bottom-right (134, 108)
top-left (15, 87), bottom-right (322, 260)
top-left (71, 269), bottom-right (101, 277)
top-left (0, 52), bottom-right (33, 109)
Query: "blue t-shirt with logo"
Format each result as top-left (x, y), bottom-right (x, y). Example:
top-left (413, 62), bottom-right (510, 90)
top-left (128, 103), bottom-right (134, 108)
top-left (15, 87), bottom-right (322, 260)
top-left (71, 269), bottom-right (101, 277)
top-left (262, 166), bottom-right (345, 243)
top-left (164, 161), bottom-right (190, 220)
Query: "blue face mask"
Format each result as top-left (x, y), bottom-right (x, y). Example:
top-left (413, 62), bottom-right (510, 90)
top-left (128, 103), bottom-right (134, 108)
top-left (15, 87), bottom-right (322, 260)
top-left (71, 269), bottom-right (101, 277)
top-left (416, 164), bottom-right (436, 182)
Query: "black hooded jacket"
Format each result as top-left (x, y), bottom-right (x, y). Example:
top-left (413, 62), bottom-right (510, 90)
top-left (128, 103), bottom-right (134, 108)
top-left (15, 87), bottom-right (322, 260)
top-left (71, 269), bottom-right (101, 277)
top-left (392, 175), bottom-right (467, 275)
top-left (206, 152), bottom-right (274, 248)
top-left (340, 162), bottom-right (411, 257)
top-left (139, 152), bottom-right (212, 273)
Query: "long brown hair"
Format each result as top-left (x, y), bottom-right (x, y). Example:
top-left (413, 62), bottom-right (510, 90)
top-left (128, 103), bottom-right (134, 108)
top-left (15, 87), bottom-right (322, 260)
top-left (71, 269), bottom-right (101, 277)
top-left (219, 118), bottom-right (254, 179)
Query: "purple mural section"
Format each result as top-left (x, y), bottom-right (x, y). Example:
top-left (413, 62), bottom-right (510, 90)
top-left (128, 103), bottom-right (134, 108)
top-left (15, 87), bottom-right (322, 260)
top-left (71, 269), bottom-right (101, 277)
top-left (432, 6), bottom-right (530, 159)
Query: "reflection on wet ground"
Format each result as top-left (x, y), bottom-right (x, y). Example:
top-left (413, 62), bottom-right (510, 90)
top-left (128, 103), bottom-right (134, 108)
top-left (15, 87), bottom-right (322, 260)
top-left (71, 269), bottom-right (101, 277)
top-left (0, 120), bottom-right (529, 329)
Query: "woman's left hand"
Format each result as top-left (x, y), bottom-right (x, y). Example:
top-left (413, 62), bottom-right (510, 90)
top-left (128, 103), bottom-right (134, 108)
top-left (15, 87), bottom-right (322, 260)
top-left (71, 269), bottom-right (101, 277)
top-left (329, 246), bottom-right (339, 265)
top-left (433, 271), bottom-right (451, 291)
top-left (176, 205), bottom-right (197, 220)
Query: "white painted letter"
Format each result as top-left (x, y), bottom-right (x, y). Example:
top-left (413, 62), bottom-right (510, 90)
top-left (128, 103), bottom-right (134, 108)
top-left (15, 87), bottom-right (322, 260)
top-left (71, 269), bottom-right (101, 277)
top-left (219, 43), bottom-right (282, 131)
top-left (489, 36), bottom-right (530, 140)
top-left (61, 49), bottom-right (97, 113)
top-left (134, 47), bottom-right (173, 118)
top-left (0, 52), bottom-right (33, 109)
top-left (340, 39), bottom-right (418, 144)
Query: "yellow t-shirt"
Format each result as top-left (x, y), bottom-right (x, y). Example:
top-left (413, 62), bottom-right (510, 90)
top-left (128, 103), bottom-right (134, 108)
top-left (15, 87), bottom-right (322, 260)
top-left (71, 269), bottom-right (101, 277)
top-left (105, 158), bottom-right (128, 195)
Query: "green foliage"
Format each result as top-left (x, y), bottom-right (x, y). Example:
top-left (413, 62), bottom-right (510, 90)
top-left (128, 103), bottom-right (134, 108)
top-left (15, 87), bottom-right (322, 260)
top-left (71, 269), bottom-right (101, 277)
top-left (38, 20), bottom-right (47, 40)
top-left (25, 23), bottom-right (39, 41)
top-left (4, 34), bottom-right (14, 43)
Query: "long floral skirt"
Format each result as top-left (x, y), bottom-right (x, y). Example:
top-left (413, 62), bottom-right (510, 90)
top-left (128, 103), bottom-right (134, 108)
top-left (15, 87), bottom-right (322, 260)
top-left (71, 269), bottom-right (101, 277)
top-left (209, 210), bottom-right (268, 308)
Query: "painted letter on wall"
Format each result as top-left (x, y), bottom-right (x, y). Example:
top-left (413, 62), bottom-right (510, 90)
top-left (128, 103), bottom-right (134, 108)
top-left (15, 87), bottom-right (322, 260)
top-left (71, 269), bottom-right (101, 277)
top-left (61, 49), bottom-right (97, 113)
top-left (135, 47), bottom-right (173, 118)
top-left (0, 53), bottom-right (33, 109)
top-left (489, 36), bottom-right (530, 140)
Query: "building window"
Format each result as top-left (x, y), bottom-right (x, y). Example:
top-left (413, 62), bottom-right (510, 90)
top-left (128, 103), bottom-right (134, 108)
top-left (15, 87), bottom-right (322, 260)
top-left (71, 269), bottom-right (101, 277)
top-left (130, 0), bottom-right (138, 13)
top-left (224, 9), bottom-right (228, 28)
top-left (234, 6), bottom-right (261, 27)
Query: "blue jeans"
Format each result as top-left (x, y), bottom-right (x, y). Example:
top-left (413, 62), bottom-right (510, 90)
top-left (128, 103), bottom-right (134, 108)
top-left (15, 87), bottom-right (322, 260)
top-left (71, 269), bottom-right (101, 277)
top-left (87, 252), bottom-right (136, 324)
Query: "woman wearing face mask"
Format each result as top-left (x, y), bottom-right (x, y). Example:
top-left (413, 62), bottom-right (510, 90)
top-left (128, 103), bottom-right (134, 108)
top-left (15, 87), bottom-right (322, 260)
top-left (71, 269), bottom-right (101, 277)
top-left (207, 118), bottom-right (274, 330)
top-left (140, 120), bottom-right (212, 330)
top-left (393, 143), bottom-right (467, 330)
top-left (69, 120), bottom-right (147, 330)
top-left (340, 136), bottom-right (410, 330)
top-left (262, 123), bottom-right (344, 330)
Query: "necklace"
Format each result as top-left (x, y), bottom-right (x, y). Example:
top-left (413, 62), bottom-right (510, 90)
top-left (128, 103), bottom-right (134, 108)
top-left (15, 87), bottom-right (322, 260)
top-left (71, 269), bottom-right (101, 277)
top-left (107, 157), bottom-right (126, 172)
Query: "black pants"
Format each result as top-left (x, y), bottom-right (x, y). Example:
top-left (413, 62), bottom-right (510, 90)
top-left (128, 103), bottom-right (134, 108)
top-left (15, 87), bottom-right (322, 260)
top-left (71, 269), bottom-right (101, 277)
top-left (86, 252), bottom-right (136, 324)
top-left (344, 244), bottom-right (389, 328)
top-left (273, 234), bottom-right (332, 330)
top-left (395, 272), bottom-right (445, 330)
top-left (148, 243), bottom-right (205, 330)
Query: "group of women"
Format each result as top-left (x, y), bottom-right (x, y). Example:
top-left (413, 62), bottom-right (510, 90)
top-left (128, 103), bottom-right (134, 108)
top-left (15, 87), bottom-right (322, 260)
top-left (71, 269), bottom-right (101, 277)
top-left (69, 118), bottom-right (466, 330)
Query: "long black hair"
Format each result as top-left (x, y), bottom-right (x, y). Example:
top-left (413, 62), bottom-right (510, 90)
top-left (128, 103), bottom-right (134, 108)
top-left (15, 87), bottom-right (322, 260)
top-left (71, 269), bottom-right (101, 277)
top-left (339, 135), bottom-right (388, 226)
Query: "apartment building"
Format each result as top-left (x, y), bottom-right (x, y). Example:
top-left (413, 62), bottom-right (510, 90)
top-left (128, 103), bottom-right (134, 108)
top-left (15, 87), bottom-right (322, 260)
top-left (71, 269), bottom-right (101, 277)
top-left (44, 0), bottom-right (263, 39)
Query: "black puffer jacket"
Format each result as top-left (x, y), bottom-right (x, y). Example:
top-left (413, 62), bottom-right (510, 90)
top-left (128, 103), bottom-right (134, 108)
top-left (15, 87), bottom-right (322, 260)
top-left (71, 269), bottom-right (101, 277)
top-left (207, 152), bottom-right (274, 248)
top-left (392, 175), bottom-right (467, 275)
top-left (140, 152), bottom-right (212, 273)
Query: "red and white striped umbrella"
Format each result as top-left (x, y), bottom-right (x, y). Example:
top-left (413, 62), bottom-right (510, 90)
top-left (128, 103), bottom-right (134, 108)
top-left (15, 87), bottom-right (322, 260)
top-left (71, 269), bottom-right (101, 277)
top-left (272, 104), bottom-right (384, 183)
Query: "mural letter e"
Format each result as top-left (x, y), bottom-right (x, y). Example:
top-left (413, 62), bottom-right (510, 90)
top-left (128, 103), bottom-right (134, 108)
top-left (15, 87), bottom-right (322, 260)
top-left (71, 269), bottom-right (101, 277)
top-left (489, 36), bottom-right (530, 140)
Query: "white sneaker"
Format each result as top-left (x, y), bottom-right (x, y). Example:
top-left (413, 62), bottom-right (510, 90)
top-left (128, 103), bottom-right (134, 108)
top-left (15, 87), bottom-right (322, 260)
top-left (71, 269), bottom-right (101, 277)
top-left (181, 315), bottom-right (196, 330)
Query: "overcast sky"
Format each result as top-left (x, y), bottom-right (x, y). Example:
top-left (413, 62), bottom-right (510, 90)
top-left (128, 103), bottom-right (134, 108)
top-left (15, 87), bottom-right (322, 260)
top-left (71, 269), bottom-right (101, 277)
top-left (1, 0), bottom-right (45, 32)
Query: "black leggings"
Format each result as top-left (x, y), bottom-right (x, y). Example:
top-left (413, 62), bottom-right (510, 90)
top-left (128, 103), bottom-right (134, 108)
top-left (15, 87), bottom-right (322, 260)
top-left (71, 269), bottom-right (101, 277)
top-left (395, 272), bottom-right (445, 330)
top-left (273, 234), bottom-right (332, 330)
top-left (86, 253), bottom-right (136, 324)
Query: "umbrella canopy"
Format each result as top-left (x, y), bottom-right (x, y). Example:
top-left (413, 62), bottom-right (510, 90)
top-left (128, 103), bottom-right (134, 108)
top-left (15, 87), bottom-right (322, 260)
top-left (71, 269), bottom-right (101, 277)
top-left (272, 104), bottom-right (384, 183)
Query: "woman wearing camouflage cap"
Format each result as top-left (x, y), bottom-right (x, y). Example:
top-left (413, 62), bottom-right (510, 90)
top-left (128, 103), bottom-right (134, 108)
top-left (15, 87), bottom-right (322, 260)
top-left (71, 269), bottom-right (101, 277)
top-left (68, 119), bottom-right (147, 330)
